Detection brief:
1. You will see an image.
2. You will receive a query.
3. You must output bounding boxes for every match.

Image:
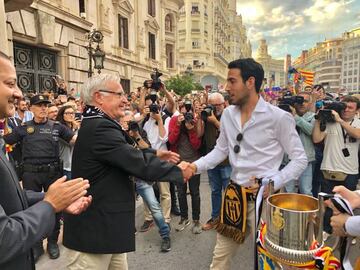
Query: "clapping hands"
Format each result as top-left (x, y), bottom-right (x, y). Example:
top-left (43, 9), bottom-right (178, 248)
top-left (177, 161), bottom-right (196, 182)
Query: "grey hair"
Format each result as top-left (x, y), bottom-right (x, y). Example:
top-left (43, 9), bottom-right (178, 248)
top-left (81, 74), bottom-right (120, 105)
top-left (208, 92), bottom-right (225, 103)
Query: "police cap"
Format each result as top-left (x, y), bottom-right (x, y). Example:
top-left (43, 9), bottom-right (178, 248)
top-left (30, 95), bottom-right (51, 106)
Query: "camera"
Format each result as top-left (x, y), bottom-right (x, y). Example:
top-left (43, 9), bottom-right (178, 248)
top-left (144, 68), bottom-right (163, 90)
top-left (148, 90), bottom-right (159, 114)
top-left (184, 100), bottom-right (194, 123)
top-left (201, 105), bottom-right (215, 121)
top-left (278, 95), bottom-right (305, 113)
top-left (315, 100), bottom-right (346, 131)
top-left (128, 121), bottom-right (140, 132)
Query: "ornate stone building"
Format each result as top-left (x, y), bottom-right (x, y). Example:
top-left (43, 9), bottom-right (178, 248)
top-left (177, 0), bottom-right (251, 90)
top-left (255, 39), bottom-right (285, 87)
top-left (3, 0), bottom-right (184, 93)
top-left (293, 38), bottom-right (343, 92)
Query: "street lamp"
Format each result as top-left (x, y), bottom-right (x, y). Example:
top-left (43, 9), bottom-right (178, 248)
top-left (87, 29), bottom-right (105, 77)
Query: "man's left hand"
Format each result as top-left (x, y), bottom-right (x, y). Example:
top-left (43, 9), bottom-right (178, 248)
top-left (207, 111), bottom-right (218, 124)
top-left (331, 110), bottom-right (342, 123)
top-left (157, 150), bottom-right (180, 164)
top-left (64, 195), bottom-right (92, 215)
top-left (330, 213), bottom-right (350, 236)
top-left (152, 112), bottom-right (162, 122)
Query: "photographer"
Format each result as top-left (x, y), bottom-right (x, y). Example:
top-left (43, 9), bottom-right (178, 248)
top-left (138, 70), bottom-right (176, 117)
top-left (285, 92), bottom-right (316, 196)
top-left (120, 110), bottom-right (173, 252)
top-left (198, 93), bottom-right (231, 231)
top-left (139, 94), bottom-right (172, 231)
top-left (168, 101), bottom-right (202, 234)
top-left (312, 95), bottom-right (360, 239)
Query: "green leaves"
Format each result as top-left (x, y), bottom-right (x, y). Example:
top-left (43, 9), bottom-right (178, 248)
top-left (165, 75), bottom-right (203, 97)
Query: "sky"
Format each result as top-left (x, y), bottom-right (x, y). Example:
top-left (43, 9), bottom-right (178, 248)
top-left (236, 0), bottom-right (360, 60)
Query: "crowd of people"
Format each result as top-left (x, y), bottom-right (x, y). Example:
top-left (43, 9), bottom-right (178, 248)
top-left (0, 51), bottom-right (359, 270)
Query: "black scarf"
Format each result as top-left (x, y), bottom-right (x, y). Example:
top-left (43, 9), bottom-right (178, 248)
top-left (82, 105), bottom-right (136, 146)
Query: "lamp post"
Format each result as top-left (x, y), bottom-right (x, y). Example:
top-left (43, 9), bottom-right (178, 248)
top-left (87, 29), bottom-right (105, 78)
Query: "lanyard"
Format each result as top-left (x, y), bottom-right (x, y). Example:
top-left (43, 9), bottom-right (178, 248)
top-left (341, 119), bottom-right (354, 144)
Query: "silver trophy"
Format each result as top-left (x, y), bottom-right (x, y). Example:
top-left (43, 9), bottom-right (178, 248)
top-left (264, 182), bottom-right (338, 266)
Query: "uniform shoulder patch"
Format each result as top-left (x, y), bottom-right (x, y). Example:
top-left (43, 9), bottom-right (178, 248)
top-left (26, 126), bottom-right (35, 134)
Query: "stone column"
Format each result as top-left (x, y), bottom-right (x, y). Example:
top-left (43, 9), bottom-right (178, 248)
top-left (0, 0), bottom-right (9, 55)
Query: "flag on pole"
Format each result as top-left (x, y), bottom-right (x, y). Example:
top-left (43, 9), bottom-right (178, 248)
top-left (298, 69), bottom-right (315, 86)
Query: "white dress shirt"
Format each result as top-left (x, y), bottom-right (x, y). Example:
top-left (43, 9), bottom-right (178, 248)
top-left (194, 97), bottom-right (308, 190)
top-left (143, 115), bottom-right (170, 151)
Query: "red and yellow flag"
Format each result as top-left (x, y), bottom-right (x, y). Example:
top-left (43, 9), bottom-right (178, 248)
top-left (298, 69), bottom-right (315, 86)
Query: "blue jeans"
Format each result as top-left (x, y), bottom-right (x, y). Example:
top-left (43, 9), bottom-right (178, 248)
top-left (136, 180), bottom-right (170, 238)
top-left (207, 165), bottom-right (231, 219)
top-left (320, 172), bottom-right (359, 233)
top-left (285, 161), bottom-right (315, 196)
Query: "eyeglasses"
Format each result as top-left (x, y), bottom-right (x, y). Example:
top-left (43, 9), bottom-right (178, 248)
top-left (233, 133), bottom-right (243, 153)
top-left (98, 89), bottom-right (125, 97)
top-left (64, 112), bottom-right (75, 115)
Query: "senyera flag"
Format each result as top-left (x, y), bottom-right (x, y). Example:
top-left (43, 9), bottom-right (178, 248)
top-left (298, 69), bottom-right (315, 86)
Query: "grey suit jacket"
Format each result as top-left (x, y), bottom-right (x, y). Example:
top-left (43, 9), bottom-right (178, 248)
top-left (0, 149), bottom-right (55, 270)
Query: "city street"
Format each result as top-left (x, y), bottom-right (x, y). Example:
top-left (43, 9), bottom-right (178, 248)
top-left (37, 174), bottom-right (359, 270)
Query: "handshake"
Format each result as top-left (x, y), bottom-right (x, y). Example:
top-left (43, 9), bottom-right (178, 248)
top-left (155, 150), bottom-right (196, 182)
top-left (177, 161), bottom-right (197, 182)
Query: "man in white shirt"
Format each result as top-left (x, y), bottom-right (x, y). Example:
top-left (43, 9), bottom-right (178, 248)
top-left (187, 58), bottom-right (307, 270)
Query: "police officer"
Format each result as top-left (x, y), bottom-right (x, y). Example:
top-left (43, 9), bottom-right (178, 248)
top-left (4, 94), bottom-right (77, 261)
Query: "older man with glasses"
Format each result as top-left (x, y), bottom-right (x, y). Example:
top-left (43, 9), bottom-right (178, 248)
top-left (185, 58), bottom-right (307, 270)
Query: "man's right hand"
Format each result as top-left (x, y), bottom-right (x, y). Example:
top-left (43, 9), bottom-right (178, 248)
top-left (44, 176), bottom-right (90, 213)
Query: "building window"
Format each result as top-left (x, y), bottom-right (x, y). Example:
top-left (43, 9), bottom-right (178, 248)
top-left (148, 33), bottom-right (156, 59)
top-left (148, 0), bottom-right (156, 17)
top-left (349, 70), bottom-right (353, 76)
top-left (120, 79), bottom-right (130, 94)
top-left (118, 15), bottom-right (129, 49)
top-left (193, 60), bottom-right (200, 66)
top-left (192, 41), bottom-right (200, 48)
top-left (191, 5), bottom-right (200, 14)
top-left (166, 44), bottom-right (174, 68)
top-left (355, 53), bottom-right (358, 59)
top-left (343, 79), bottom-right (346, 84)
top-left (348, 78), bottom-right (353, 83)
top-left (79, 0), bottom-right (85, 14)
top-left (344, 71), bottom-right (347, 76)
top-left (165, 14), bottom-right (173, 32)
top-left (354, 77), bottom-right (358, 83)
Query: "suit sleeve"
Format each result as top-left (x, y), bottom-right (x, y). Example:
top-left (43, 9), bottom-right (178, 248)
top-left (92, 121), bottom-right (183, 183)
top-left (24, 190), bottom-right (45, 206)
top-left (0, 201), bottom-right (55, 264)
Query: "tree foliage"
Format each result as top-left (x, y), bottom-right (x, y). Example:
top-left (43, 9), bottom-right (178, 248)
top-left (165, 75), bottom-right (204, 96)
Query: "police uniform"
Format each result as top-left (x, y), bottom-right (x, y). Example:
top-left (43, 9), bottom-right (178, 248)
top-left (4, 95), bottom-right (75, 260)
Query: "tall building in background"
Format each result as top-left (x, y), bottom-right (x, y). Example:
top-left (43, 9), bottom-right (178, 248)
top-left (255, 39), bottom-right (285, 87)
top-left (341, 28), bottom-right (360, 93)
top-left (3, 0), bottom-right (184, 93)
top-left (293, 38), bottom-right (343, 92)
top-left (177, 0), bottom-right (252, 90)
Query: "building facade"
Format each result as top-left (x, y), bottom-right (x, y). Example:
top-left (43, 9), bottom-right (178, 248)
top-left (293, 38), bottom-right (343, 92)
top-left (341, 28), bottom-right (360, 93)
top-left (255, 39), bottom-right (285, 87)
top-left (3, 0), bottom-right (184, 94)
top-left (177, 0), bottom-right (251, 90)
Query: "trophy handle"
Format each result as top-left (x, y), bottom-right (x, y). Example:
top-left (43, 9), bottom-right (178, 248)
top-left (268, 179), bottom-right (275, 196)
top-left (317, 193), bottom-right (340, 250)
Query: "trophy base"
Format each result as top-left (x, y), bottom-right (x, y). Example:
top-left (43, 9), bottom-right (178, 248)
top-left (264, 237), bottom-right (321, 266)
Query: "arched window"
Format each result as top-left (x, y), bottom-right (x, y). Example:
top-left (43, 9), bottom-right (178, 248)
top-left (165, 14), bottom-right (173, 32)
